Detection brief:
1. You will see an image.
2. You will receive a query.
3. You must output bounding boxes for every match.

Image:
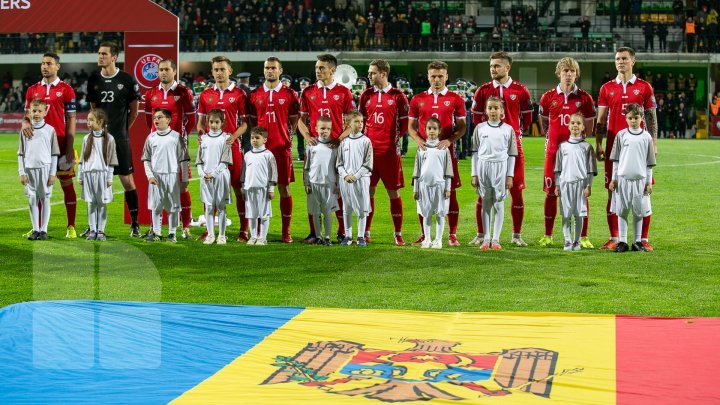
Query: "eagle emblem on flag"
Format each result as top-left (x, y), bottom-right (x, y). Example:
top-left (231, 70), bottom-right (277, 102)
top-left (263, 339), bottom-right (560, 402)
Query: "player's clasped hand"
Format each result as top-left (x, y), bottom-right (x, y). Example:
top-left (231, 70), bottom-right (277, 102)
top-left (344, 174), bottom-right (357, 183)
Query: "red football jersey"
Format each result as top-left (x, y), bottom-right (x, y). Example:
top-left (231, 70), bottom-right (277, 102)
top-left (197, 82), bottom-right (247, 135)
top-left (359, 85), bottom-right (409, 154)
top-left (299, 81), bottom-right (354, 139)
top-left (143, 81), bottom-right (196, 137)
top-left (598, 75), bottom-right (656, 136)
top-left (408, 88), bottom-right (466, 141)
top-left (472, 78), bottom-right (533, 135)
top-left (538, 85), bottom-right (596, 152)
top-left (25, 78), bottom-right (76, 143)
top-left (248, 83), bottom-right (300, 152)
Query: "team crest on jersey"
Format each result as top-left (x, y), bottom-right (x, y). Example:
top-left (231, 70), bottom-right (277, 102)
top-left (551, 100), bottom-right (558, 108)
top-left (575, 101), bottom-right (582, 108)
top-left (609, 91), bottom-right (615, 97)
top-left (208, 97), bottom-right (214, 103)
top-left (151, 95), bottom-right (158, 102)
top-left (387, 99), bottom-right (394, 105)
top-left (310, 95), bottom-right (316, 101)
top-left (333, 94), bottom-right (340, 101)
top-left (633, 89), bottom-right (640, 95)
top-left (419, 102), bottom-right (425, 108)
top-left (117, 84), bottom-right (124, 90)
top-left (443, 101), bottom-right (450, 106)
top-left (134, 54), bottom-right (162, 89)
top-left (365, 100), bottom-right (371, 107)
top-left (279, 98), bottom-right (285, 105)
top-left (55, 91), bottom-right (62, 97)
top-left (174, 96), bottom-right (180, 101)
top-left (258, 99), bottom-right (264, 106)
top-left (229, 97), bottom-right (236, 103)
top-left (510, 94), bottom-right (517, 101)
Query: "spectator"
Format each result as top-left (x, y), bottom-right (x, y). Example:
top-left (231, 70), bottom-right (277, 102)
top-left (656, 98), bottom-right (669, 138)
top-left (707, 7), bottom-right (718, 52)
top-left (667, 72), bottom-right (677, 92)
top-left (631, 0), bottom-right (642, 28)
top-left (620, 0), bottom-right (631, 28)
top-left (673, 0), bottom-right (684, 28)
top-left (600, 71), bottom-right (613, 85)
top-left (657, 21), bottom-right (669, 52)
top-left (686, 16), bottom-right (697, 52)
top-left (654, 72), bottom-right (667, 91)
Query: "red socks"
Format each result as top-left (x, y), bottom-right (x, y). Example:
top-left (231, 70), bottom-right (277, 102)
top-left (336, 196), bottom-right (344, 236)
top-left (544, 194), bottom-right (558, 236)
top-left (581, 198), bottom-right (590, 237)
top-left (180, 191), bottom-right (192, 228)
top-left (448, 190), bottom-right (459, 234)
top-left (390, 197), bottom-right (403, 233)
top-left (61, 183), bottom-right (76, 227)
top-left (642, 215), bottom-right (651, 239)
top-left (280, 196), bottom-right (292, 236)
top-left (475, 195), bottom-right (483, 234)
top-left (236, 201), bottom-right (248, 233)
top-left (365, 197), bottom-right (375, 233)
top-left (308, 214), bottom-right (316, 235)
top-left (606, 198), bottom-right (618, 238)
top-left (510, 188), bottom-right (524, 234)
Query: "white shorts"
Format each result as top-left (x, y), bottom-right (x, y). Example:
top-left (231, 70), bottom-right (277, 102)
top-left (559, 180), bottom-right (588, 218)
top-left (476, 160), bottom-right (507, 202)
top-left (416, 183), bottom-right (449, 218)
top-left (339, 176), bottom-right (371, 217)
top-left (82, 171), bottom-right (114, 204)
top-left (24, 166), bottom-right (53, 199)
top-left (308, 183), bottom-right (339, 216)
top-left (611, 177), bottom-right (652, 218)
top-left (244, 187), bottom-right (272, 219)
top-left (200, 170), bottom-right (232, 207)
top-left (148, 173), bottom-right (181, 213)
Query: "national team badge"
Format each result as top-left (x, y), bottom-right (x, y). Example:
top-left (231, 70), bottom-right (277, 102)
top-left (510, 94), bottom-right (517, 101)
top-left (387, 99), bottom-right (394, 105)
top-left (333, 95), bottom-right (340, 101)
top-left (228, 97), bottom-right (235, 103)
top-left (310, 95), bottom-right (316, 101)
top-left (366, 100), bottom-right (371, 107)
top-left (263, 339), bottom-right (561, 401)
top-left (419, 102), bottom-right (425, 108)
top-left (258, 99), bottom-right (264, 106)
top-left (55, 91), bottom-right (62, 97)
top-left (575, 101), bottom-right (582, 108)
top-left (609, 91), bottom-right (615, 97)
top-left (151, 95), bottom-right (158, 102)
top-left (208, 97), bottom-right (214, 103)
top-left (279, 98), bottom-right (285, 105)
top-left (134, 54), bottom-right (162, 89)
top-left (633, 89), bottom-right (640, 95)
top-left (117, 84), bottom-right (124, 90)
top-left (551, 100), bottom-right (558, 108)
top-left (444, 101), bottom-right (450, 106)
top-left (174, 96), bottom-right (180, 101)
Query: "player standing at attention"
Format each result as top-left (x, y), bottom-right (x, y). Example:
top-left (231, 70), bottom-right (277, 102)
top-left (596, 47), bottom-right (657, 251)
top-left (359, 59), bottom-right (409, 245)
top-left (537, 57), bottom-right (596, 248)
top-left (297, 54), bottom-right (355, 243)
top-left (472, 51), bottom-right (532, 247)
top-left (408, 60), bottom-right (466, 247)
top-left (22, 53), bottom-right (77, 238)
top-left (19, 100), bottom-right (60, 241)
top-left (247, 57), bottom-right (300, 243)
top-left (142, 59), bottom-right (196, 239)
top-left (196, 56), bottom-right (249, 242)
top-left (87, 42), bottom-right (142, 237)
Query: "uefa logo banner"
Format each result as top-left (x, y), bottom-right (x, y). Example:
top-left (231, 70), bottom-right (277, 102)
top-left (134, 54), bottom-right (163, 89)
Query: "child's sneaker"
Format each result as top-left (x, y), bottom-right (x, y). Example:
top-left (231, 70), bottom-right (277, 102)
top-left (468, 234), bottom-right (483, 245)
top-left (301, 233), bottom-right (317, 244)
top-left (86, 230), bottom-right (97, 241)
top-left (38, 231), bottom-right (49, 240)
top-left (79, 227), bottom-right (91, 238)
top-left (340, 236), bottom-right (352, 246)
top-left (146, 231), bottom-right (160, 243)
top-left (614, 242), bottom-right (630, 253)
top-left (563, 240), bottom-right (573, 251)
top-left (491, 241), bottom-right (502, 250)
top-left (631, 241), bottom-right (647, 252)
top-left (357, 237), bottom-right (367, 247)
top-left (27, 230), bottom-right (40, 240)
top-left (430, 240), bottom-right (442, 249)
top-left (315, 237), bottom-right (326, 245)
top-left (255, 238), bottom-right (267, 246)
top-left (572, 241), bottom-right (581, 251)
top-left (130, 224), bottom-right (142, 238)
top-left (420, 239), bottom-right (432, 249)
top-left (95, 232), bottom-right (107, 241)
top-left (480, 241), bottom-right (491, 250)
top-left (247, 237), bottom-right (258, 245)
top-left (337, 232), bottom-right (346, 243)
top-left (324, 237), bottom-right (332, 246)
top-left (203, 235), bottom-right (216, 245)
top-left (216, 235), bottom-right (227, 245)
top-left (166, 233), bottom-right (177, 243)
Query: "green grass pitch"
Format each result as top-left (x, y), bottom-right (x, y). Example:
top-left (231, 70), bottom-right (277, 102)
top-left (1, 133), bottom-right (719, 316)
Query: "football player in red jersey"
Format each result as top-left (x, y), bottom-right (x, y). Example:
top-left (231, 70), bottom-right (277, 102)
top-left (196, 56), bottom-right (249, 241)
top-left (22, 53), bottom-right (77, 238)
top-left (359, 59), bottom-right (409, 246)
top-left (297, 54), bottom-right (355, 243)
top-left (537, 57), bottom-right (596, 248)
top-left (595, 47), bottom-right (657, 251)
top-left (472, 52), bottom-right (533, 247)
top-left (143, 59), bottom-right (196, 239)
top-left (408, 60), bottom-right (466, 247)
top-left (247, 57), bottom-right (300, 243)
